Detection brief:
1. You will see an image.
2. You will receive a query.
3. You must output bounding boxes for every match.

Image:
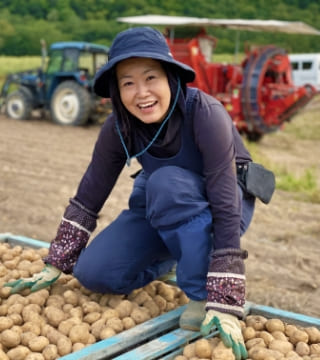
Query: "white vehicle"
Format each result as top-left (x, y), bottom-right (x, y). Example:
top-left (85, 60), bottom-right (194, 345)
top-left (289, 53), bottom-right (320, 91)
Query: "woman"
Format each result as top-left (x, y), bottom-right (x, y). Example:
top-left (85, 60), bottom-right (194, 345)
top-left (6, 27), bottom-right (257, 360)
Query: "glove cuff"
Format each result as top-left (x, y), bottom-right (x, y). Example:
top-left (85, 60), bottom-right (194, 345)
top-left (44, 199), bottom-right (98, 274)
top-left (205, 248), bottom-right (247, 319)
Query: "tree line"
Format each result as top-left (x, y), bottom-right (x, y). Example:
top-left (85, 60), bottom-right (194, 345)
top-left (0, 0), bottom-right (319, 56)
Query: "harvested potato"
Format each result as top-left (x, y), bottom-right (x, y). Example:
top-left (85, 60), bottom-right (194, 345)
top-left (289, 329), bottom-right (309, 345)
top-left (183, 343), bottom-right (196, 358)
top-left (246, 315), bottom-right (268, 331)
top-left (57, 336), bottom-right (72, 356)
top-left (69, 324), bottom-right (90, 344)
top-left (44, 306), bottom-right (65, 327)
top-left (115, 300), bottom-right (133, 319)
top-left (25, 353), bottom-right (45, 360)
top-left (1, 329), bottom-right (21, 348)
top-left (72, 343), bottom-right (86, 352)
top-left (0, 316), bottom-right (14, 331)
top-left (194, 338), bottom-right (212, 358)
top-left (122, 317), bottom-right (136, 330)
top-left (21, 332), bottom-right (37, 346)
top-left (28, 336), bottom-right (49, 352)
top-left (130, 307), bottom-right (151, 324)
top-left (6, 345), bottom-right (30, 360)
top-left (91, 319), bottom-right (106, 339)
top-left (296, 341), bottom-right (310, 356)
top-left (268, 339), bottom-right (293, 354)
top-left (42, 344), bottom-right (58, 360)
top-left (266, 318), bottom-right (285, 333)
top-left (100, 327), bottom-right (116, 340)
top-left (106, 317), bottom-right (124, 333)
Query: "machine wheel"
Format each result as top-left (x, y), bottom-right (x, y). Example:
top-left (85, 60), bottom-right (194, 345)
top-left (5, 89), bottom-right (33, 120)
top-left (50, 81), bottom-right (91, 126)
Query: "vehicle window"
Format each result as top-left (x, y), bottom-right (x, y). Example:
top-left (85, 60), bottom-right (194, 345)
top-left (46, 50), bottom-right (63, 74)
top-left (302, 61), bottom-right (312, 70)
top-left (290, 62), bottom-right (299, 70)
top-left (94, 53), bottom-right (108, 73)
top-left (62, 49), bottom-right (79, 72)
top-left (79, 51), bottom-right (94, 76)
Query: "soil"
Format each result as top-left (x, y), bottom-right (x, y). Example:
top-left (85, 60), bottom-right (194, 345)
top-left (1, 99), bottom-right (320, 319)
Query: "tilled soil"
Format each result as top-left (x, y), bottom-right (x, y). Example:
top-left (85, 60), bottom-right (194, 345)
top-left (1, 100), bottom-right (320, 318)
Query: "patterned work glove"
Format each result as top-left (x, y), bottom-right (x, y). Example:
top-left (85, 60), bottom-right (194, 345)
top-left (4, 264), bottom-right (61, 294)
top-left (201, 309), bottom-right (248, 360)
top-left (203, 248), bottom-right (248, 360)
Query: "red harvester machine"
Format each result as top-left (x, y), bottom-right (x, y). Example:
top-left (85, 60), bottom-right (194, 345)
top-left (119, 15), bottom-right (320, 141)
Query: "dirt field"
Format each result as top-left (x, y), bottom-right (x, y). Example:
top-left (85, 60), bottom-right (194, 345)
top-left (1, 100), bottom-right (320, 319)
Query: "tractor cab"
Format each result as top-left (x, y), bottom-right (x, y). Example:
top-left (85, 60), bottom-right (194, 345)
top-left (1, 41), bottom-right (110, 126)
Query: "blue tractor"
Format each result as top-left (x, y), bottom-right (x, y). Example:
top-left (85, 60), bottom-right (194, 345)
top-left (0, 41), bottom-right (110, 126)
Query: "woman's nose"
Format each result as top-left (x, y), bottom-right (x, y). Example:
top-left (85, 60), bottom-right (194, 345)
top-left (136, 82), bottom-right (149, 96)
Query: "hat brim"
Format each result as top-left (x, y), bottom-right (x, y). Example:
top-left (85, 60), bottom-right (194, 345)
top-left (93, 52), bottom-right (195, 98)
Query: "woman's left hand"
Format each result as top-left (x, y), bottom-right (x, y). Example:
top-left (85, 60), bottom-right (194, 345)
top-left (200, 309), bottom-right (248, 360)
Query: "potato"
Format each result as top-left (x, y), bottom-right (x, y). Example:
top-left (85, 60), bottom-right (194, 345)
top-left (73, 343), bottom-right (86, 352)
top-left (1, 329), bottom-right (21, 348)
top-left (21, 332), bottom-right (37, 346)
top-left (122, 317), bottom-right (136, 330)
top-left (266, 319), bottom-right (285, 333)
top-left (174, 356), bottom-right (187, 360)
top-left (91, 319), bottom-right (107, 339)
top-left (82, 301), bottom-right (101, 314)
top-left (57, 336), bottom-right (72, 356)
top-left (144, 283), bottom-right (157, 297)
top-left (46, 295), bottom-right (65, 308)
top-left (269, 339), bottom-right (293, 355)
top-left (153, 295), bottom-right (167, 312)
top-left (25, 354), bottom-right (45, 360)
top-left (143, 300), bottom-right (160, 317)
top-left (211, 340), bottom-right (235, 360)
top-left (305, 327), bottom-right (320, 343)
top-left (83, 311), bottom-right (101, 324)
top-left (194, 338), bottom-right (212, 358)
top-left (42, 344), bottom-right (58, 360)
top-left (131, 291), bottom-right (152, 306)
top-left (183, 343), bottom-right (196, 358)
top-left (108, 295), bottom-right (125, 309)
top-left (115, 300), bottom-right (133, 319)
top-left (22, 322), bottom-right (41, 336)
top-left (106, 318), bottom-right (124, 333)
top-left (296, 341), bottom-right (310, 356)
top-left (6, 345), bottom-right (30, 360)
top-left (101, 308), bottom-right (119, 322)
top-left (44, 306), bottom-right (65, 327)
top-left (310, 344), bottom-right (320, 355)
top-left (157, 283), bottom-right (175, 302)
top-left (69, 324), bottom-right (90, 344)
top-left (289, 329), bottom-right (309, 345)
top-left (62, 290), bottom-right (78, 306)
top-left (272, 330), bottom-right (288, 341)
top-left (258, 330), bottom-right (274, 346)
top-left (8, 313), bottom-right (23, 326)
top-left (0, 304), bottom-right (9, 316)
top-left (0, 316), bottom-right (14, 331)
top-left (0, 348), bottom-right (9, 360)
top-left (69, 306), bottom-right (83, 319)
top-left (246, 315), bottom-right (268, 331)
top-left (130, 307), bottom-right (151, 324)
top-left (28, 336), bottom-right (49, 352)
top-left (246, 338), bottom-right (266, 350)
top-left (100, 327), bottom-right (116, 340)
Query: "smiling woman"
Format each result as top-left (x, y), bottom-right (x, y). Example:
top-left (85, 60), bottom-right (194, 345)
top-left (3, 26), bottom-right (267, 360)
top-left (116, 58), bottom-right (171, 125)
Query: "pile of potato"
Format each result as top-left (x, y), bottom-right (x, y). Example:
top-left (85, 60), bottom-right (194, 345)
top-left (174, 315), bottom-right (320, 360)
top-left (0, 243), bottom-right (189, 360)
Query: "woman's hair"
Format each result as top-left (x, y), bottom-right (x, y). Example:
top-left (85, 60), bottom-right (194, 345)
top-left (108, 61), bottom-right (186, 141)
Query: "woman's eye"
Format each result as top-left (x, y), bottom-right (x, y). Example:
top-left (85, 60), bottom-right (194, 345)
top-left (147, 75), bottom-right (156, 81)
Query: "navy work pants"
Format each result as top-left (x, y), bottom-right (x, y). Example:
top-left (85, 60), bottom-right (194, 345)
top-left (73, 166), bottom-right (255, 300)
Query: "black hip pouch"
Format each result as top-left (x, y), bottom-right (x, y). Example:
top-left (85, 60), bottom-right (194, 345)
top-left (237, 162), bottom-right (275, 204)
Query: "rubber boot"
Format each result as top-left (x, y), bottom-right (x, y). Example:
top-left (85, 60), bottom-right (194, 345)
top-left (179, 299), bottom-right (206, 331)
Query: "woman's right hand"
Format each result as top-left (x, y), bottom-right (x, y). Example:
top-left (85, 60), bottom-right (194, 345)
top-left (3, 264), bottom-right (61, 294)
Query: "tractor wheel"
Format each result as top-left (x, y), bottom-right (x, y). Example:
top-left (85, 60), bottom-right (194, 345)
top-left (5, 89), bottom-right (33, 120)
top-left (50, 81), bottom-right (91, 126)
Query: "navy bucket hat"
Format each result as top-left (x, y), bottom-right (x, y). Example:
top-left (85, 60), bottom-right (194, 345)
top-left (93, 27), bottom-right (195, 98)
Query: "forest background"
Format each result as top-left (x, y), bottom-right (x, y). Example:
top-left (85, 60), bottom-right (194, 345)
top-left (0, 0), bottom-right (320, 56)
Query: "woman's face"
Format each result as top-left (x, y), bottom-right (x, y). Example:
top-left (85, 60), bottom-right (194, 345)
top-left (116, 58), bottom-right (171, 124)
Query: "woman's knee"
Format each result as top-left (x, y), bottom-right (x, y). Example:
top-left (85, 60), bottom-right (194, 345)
top-left (146, 166), bottom-right (209, 228)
